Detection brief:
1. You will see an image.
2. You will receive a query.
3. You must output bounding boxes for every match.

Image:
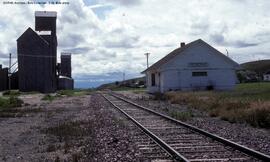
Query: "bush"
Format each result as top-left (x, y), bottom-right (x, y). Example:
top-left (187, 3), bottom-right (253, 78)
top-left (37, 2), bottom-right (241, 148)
top-left (8, 96), bottom-right (23, 107)
top-left (2, 90), bottom-right (20, 96)
top-left (152, 92), bottom-right (166, 100)
top-left (244, 101), bottom-right (270, 128)
top-left (42, 94), bottom-right (56, 102)
top-left (0, 98), bottom-right (8, 108)
top-left (0, 96), bottom-right (23, 109)
top-left (43, 121), bottom-right (91, 142)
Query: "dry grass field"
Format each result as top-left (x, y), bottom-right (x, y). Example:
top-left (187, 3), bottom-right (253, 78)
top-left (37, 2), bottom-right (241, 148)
top-left (165, 83), bottom-right (270, 128)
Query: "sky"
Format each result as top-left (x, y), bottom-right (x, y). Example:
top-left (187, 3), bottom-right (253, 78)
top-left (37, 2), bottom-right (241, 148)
top-left (0, 0), bottom-right (270, 88)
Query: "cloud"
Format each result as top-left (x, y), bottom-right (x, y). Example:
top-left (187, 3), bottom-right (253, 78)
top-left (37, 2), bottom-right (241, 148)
top-left (233, 41), bottom-right (258, 48)
top-left (85, 48), bottom-right (117, 61)
top-left (1, 0), bottom-right (270, 88)
top-left (104, 36), bottom-right (139, 48)
top-left (210, 34), bottom-right (259, 48)
top-left (63, 47), bottom-right (93, 54)
top-left (59, 33), bottom-right (86, 47)
top-left (210, 34), bottom-right (225, 45)
top-left (189, 19), bottom-right (210, 35)
top-left (0, 53), bottom-right (8, 59)
top-left (101, 0), bottom-right (141, 6)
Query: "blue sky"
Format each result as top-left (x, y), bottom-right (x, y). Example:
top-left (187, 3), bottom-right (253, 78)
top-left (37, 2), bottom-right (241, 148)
top-left (83, 0), bottom-right (114, 19)
top-left (0, 0), bottom-right (270, 88)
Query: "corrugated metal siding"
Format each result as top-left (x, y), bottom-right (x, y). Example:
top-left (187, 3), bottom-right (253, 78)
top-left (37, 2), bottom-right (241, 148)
top-left (17, 28), bottom-right (57, 93)
top-left (0, 68), bottom-right (8, 91)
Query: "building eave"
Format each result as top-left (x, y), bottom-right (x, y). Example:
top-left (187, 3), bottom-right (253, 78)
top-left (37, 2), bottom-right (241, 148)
top-left (141, 39), bottom-right (240, 73)
top-left (141, 39), bottom-right (202, 73)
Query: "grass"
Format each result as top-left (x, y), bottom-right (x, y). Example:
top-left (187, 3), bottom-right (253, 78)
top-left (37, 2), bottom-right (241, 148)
top-left (43, 121), bottom-right (92, 142)
top-left (43, 120), bottom-right (94, 161)
top-left (0, 96), bottom-right (39, 118)
top-left (3, 89), bottom-right (94, 103)
top-left (165, 83), bottom-right (270, 128)
top-left (220, 82), bottom-right (270, 100)
top-left (168, 110), bottom-right (193, 121)
top-left (57, 89), bottom-right (93, 96)
top-left (42, 94), bottom-right (58, 102)
top-left (109, 86), bottom-right (146, 94)
top-left (111, 86), bottom-right (146, 92)
top-left (0, 96), bottom-right (23, 109)
top-left (2, 90), bottom-right (21, 97)
top-left (41, 89), bottom-right (94, 102)
top-left (2, 90), bottom-right (39, 97)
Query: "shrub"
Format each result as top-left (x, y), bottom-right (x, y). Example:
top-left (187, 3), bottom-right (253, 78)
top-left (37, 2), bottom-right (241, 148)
top-left (8, 96), bottom-right (24, 107)
top-left (244, 101), bottom-right (270, 128)
top-left (42, 94), bottom-right (56, 102)
top-left (2, 90), bottom-right (20, 96)
top-left (152, 92), bottom-right (166, 100)
top-left (0, 98), bottom-right (8, 108)
top-left (0, 96), bottom-right (23, 109)
top-left (43, 121), bottom-right (90, 141)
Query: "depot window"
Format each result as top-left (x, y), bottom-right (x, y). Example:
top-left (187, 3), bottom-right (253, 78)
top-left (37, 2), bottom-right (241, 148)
top-left (192, 71), bottom-right (207, 77)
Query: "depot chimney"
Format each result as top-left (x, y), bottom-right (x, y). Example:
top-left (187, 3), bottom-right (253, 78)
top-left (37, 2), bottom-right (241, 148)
top-left (181, 42), bottom-right (185, 47)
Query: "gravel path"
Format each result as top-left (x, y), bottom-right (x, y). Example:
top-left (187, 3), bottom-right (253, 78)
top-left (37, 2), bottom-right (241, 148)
top-left (2, 91), bottom-right (268, 161)
top-left (115, 91), bottom-right (270, 156)
top-left (0, 93), bottom-right (160, 162)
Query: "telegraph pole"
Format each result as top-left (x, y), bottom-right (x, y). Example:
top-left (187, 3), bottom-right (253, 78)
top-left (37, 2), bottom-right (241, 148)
top-left (145, 53), bottom-right (150, 68)
top-left (123, 72), bottom-right (125, 82)
top-left (9, 53), bottom-right (11, 90)
top-left (144, 53), bottom-right (150, 88)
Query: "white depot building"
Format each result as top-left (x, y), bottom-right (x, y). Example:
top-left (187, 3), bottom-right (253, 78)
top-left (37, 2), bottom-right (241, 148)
top-left (142, 39), bottom-right (240, 93)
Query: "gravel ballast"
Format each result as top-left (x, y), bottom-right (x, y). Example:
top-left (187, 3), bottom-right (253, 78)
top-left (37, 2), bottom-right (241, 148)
top-left (0, 93), bottom-right (163, 161)
top-left (115, 91), bottom-right (270, 156)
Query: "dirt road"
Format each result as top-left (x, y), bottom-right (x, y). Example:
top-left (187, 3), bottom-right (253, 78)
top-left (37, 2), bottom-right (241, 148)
top-left (0, 93), bottom-right (144, 162)
top-left (1, 92), bottom-right (269, 162)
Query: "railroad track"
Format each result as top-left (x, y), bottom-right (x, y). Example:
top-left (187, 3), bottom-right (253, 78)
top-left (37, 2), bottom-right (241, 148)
top-left (102, 92), bottom-right (270, 162)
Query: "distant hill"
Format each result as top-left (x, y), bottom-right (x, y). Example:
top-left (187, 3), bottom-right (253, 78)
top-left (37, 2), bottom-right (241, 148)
top-left (240, 60), bottom-right (270, 74)
top-left (97, 76), bottom-right (146, 90)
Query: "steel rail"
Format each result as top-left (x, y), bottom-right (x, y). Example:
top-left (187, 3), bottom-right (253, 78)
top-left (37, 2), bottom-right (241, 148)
top-left (102, 93), bottom-right (189, 162)
top-left (110, 92), bottom-right (270, 161)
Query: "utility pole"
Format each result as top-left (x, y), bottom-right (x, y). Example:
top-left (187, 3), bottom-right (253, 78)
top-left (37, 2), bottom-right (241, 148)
top-left (123, 72), bottom-right (125, 82)
top-left (144, 53), bottom-right (150, 88)
top-left (145, 53), bottom-right (150, 68)
top-left (9, 53), bottom-right (11, 90)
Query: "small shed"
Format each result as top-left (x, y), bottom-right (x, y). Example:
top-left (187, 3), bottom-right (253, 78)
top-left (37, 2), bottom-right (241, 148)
top-left (142, 39), bottom-right (240, 93)
top-left (0, 65), bottom-right (8, 91)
